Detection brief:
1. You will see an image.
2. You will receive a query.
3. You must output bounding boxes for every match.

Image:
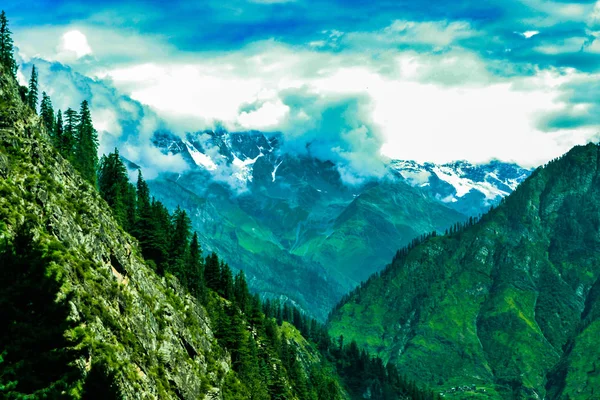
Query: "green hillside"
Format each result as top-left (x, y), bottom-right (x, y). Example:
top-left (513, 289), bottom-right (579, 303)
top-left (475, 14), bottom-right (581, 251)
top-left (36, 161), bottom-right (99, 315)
top-left (329, 143), bottom-right (600, 399)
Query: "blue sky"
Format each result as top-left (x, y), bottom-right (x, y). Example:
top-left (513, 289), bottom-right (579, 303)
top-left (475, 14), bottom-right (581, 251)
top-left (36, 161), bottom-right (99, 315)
top-left (4, 0), bottom-right (600, 178)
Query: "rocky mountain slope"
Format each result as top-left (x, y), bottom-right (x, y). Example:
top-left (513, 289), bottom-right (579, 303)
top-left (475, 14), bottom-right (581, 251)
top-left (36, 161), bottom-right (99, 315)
top-left (0, 64), bottom-right (347, 399)
top-left (328, 143), bottom-right (600, 399)
top-left (145, 131), bottom-right (528, 318)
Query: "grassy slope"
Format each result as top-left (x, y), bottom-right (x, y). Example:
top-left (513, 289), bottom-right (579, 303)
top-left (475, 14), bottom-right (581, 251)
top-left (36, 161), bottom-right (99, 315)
top-left (295, 181), bottom-right (467, 283)
top-left (329, 143), bottom-right (600, 399)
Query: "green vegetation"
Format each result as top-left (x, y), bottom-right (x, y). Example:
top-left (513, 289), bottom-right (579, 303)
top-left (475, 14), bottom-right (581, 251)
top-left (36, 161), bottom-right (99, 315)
top-left (329, 143), bottom-right (600, 399)
top-left (0, 227), bottom-right (83, 399)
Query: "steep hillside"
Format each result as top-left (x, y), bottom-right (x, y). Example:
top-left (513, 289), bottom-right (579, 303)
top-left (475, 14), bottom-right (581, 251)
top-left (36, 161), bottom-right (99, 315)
top-left (0, 64), bottom-right (352, 399)
top-left (0, 64), bottom-right (230, 398)
top-left (329, 143), bottom-right (600, 399)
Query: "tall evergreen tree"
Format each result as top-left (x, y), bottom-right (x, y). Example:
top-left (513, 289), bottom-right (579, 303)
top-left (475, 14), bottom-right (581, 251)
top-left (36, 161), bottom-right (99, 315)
top-left (233, 270), bottom-right (249, 313)
top-left (132, 171), bottom-right (157, 266)
top-left (98, 149), bottom-right (136, 231)
top-left (150, 199), bottom-right (171, 273)
top-left (219, 262), bottom-right (234, 300)
top-left (39, 92), bottom-right (55, 136)
top-left (204, 253), bottom-right (221, 291)
top-left (61, 108), bottom-right (78, 160)
top-left (74, 100), bottom-right (98, 186)
top-left (0, 11), bottom-right (17, 79)
top-left (55, 110), bottom-right (64, 150)
top-left (186, 232), bottom-right (204, 298)
top-left (27, 65), bottom-right (39, 112)
top-left (136, 170), bottom-right (151, 214)
top-left (168, 207), bottom-right (191, 285)
top-left (0, 225), bottom-right (83, 397)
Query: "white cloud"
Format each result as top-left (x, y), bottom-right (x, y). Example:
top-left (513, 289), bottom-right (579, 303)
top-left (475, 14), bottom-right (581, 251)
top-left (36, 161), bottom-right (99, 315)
top-left (344, 20), bottom-right (477, 50)
top-left (96, 38), bottom-right (597, 170)
top-left (517, 30), bottom-right (540, 39)
top-left (58, 30), bottom-right (92, 60)
top-left (13, 18), bottom-right (600, 177)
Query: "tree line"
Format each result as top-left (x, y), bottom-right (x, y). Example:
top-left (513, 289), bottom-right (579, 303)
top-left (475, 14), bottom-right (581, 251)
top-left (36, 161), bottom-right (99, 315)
top-left (1, 11), bottom-right (98, 186)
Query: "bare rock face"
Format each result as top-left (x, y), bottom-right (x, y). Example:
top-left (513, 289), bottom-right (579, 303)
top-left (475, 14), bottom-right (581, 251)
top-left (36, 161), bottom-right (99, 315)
top-left (0, 65), bottom-right (230, 399)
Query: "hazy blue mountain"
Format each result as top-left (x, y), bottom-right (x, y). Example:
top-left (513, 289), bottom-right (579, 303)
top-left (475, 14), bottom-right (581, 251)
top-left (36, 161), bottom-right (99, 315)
top-left (143, 130), bottom-right (529, 319)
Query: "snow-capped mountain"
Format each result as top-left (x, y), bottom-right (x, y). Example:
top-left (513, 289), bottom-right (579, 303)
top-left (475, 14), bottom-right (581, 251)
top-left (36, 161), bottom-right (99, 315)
top-left (391, 159), bottom-right (533, 215)
top-left (152, 130), bottom-right (281, 187)
top-left (144, 129), bottom-right (533, 318)
top-left (152, 130), bottom-right (532, 216)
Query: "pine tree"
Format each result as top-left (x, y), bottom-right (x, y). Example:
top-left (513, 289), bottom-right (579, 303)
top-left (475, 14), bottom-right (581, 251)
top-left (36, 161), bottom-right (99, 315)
top-left (204, 253), bottom-right (221, 291)
top-left (55, 110), bottom-right (64, 150)
top-left (142, 199), bottom-right (171, 274)
top-left (39, 92), bottom-right (55, 137)
top-left (74, 100), bottom-right (98, 186)
top-left (61, 108), bottom-right (78, 159)
top-left (136, 170), bottom-right (151, 214)
top-left (98, 149), bottom-right (136, 231)
top-left (219, 262), bottom-right (234, 300)
top-left (27, 65), bottom-right (39, 112)
top-left (233, 270), bottom-right (249, 313)
top-left (168, 207), bottom-right (191, 285)
top-left (0, 11), bottom-right (17, 79)
top-left (133, 171), bottom-right (157, 266)
top-left (186, 232), bottom-right (204, 298)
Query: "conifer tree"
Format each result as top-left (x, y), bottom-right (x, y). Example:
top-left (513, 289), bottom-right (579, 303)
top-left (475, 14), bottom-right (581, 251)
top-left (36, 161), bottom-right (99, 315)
top-left (168, 207), bottom-right (191, 285)
top-left (55, 110), bottom-right (64, 150)
top-left (27, 65), bottom-right (39, 112)
top-left (186, 232), bottom-right (204, 298)
top-left (132, 171), bottom-right (157, 265)
top-left (219, 262), bottom-right (234, 300)
top-left (98, 149), bottom-right (136, 231)
top-left (136, 170), bottom-right (151, 214)
top-left (61, 108), bottom-right (78, 159)
top-left (39, 92), bottom-right (54, 136)
top-left (233, 270), bottom-right (249, 313)
top-left (0, 11), bottom-right (17, 79)
top-left (204, 253), bottom-right (221, 291)
top-left (149, 199), bottom-right (171, 273)
top-left (74, 100), bottom-right (98, 185)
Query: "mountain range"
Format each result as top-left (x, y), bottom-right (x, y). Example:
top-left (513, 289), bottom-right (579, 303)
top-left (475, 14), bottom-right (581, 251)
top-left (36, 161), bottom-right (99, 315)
top-left (144, 130), bottom-right (531, 319)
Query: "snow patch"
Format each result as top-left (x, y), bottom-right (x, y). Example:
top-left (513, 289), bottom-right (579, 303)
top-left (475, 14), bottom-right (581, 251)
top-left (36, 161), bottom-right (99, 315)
top-left (400, 169), bottom-right (431, 185)
top-left (183, 140), bottom-right (217, 171)
top-left (272, 160), bottom-right (283, 182)
top-left (232, 153), bottom-right (263, 183)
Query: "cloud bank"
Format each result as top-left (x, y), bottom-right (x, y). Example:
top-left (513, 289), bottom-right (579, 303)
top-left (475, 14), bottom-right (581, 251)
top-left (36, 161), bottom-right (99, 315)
top-left (6, 0), bottom-right (600, 184)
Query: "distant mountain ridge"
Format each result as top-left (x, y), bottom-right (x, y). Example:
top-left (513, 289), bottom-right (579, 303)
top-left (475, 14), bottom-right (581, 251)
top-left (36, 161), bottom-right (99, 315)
top-left (391, 159), bottom-right (531, 215)
top-left (141, 130), bottom-right (531, 319)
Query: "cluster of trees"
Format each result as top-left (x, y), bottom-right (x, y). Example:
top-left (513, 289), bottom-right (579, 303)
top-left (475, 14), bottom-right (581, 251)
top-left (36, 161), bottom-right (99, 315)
top-left (2, 10), bottom-right (99, 186)
top-left (23, 64), bottom-right (99, 185)
top-left (266, 300), bottom-right (442, 400)
top-left (0, 226), bottom-right (83, 398)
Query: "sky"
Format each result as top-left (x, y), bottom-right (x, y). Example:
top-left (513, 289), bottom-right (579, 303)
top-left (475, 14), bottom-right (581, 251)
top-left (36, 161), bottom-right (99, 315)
top-left (4, 0), bottom-right (600, 180)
